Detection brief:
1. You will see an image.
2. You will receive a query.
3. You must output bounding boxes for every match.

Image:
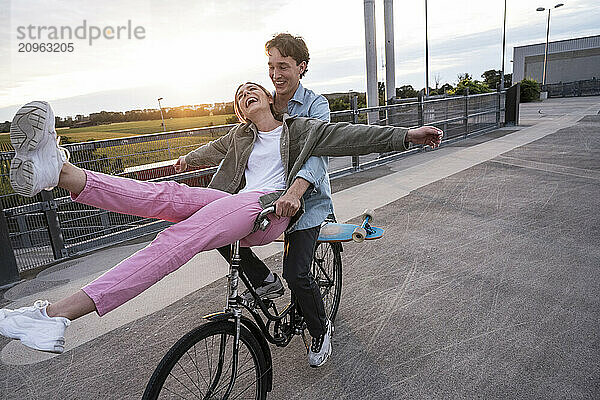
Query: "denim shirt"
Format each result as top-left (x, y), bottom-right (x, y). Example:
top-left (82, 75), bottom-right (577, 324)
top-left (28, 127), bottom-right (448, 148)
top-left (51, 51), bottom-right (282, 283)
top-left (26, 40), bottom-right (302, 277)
top-left (280, 82), bottom-right (334, 231)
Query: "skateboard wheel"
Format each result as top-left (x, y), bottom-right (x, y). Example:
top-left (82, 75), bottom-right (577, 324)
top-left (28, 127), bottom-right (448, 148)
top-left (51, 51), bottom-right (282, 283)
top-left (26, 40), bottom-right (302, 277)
top-left (352, 227), bottom-right (367, 243)
top-left (362, 208), bottom-right (375, 222)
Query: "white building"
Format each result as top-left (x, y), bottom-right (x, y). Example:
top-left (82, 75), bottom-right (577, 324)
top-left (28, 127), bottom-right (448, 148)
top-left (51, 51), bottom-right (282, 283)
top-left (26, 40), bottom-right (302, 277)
top-left (512, 35), bottom-right (600, 84)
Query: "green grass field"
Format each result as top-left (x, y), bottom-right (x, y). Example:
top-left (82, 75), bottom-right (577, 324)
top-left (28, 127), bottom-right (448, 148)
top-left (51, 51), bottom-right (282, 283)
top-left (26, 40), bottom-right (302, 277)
top-left (0, 114), bottom-right (236, 150)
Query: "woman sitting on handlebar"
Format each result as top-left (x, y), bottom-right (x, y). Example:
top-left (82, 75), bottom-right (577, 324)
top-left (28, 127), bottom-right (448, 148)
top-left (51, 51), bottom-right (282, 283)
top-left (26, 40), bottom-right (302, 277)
top-left (0, 83), bottom-right (442, 354)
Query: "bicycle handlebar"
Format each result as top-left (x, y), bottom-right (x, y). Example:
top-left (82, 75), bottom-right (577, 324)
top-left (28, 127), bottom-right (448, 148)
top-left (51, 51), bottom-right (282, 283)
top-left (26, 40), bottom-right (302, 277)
top-left (254, 205), bottom-right (276, 232)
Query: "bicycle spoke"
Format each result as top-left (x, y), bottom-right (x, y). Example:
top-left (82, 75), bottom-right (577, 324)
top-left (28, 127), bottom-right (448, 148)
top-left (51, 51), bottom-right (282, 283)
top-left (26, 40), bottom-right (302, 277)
top-left (312, 242), bottom-right (341, 322)
top-left (190, 343), bottom-right (210, 389)
top-left (315, 246), bottom-right (334, 280)
top-left (210, 334), bottom-right (232, 396)
top-left (229, 365), bottom-right (269, 400)
top-left (214, 346), bottom-right (235, 394)
top-left (210, 347), bottom-right (257, 399)
top-left (162, 384), bottom-right (196, 400)
top-left (236, 350), bottom-right (253, 372)
top-left (176, 351), bottom-right (205, 396)
top-left (205, 336), bottom-right (213, 385)
top-left (211, 354), bottom-right (248, 396)
top-left (166, 367), bottom-right (202, 399)
top-left (315, 257), bottom-right (333, 285)
top-left (197, 332), bottom-right (259, 400)
top-left (212, 366), bottom-right (257, 400)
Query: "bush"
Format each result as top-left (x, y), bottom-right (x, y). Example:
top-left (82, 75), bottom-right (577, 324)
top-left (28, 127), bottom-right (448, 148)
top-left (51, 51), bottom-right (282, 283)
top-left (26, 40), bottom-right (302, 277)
top-left (329, 97), bottom-right (350, 111)
top-left (396, 85), bottom-right (418, 99)
top-left (448, 77), bottom-right (491, 95)
top-left (520, 79), bottom-right (540, 102)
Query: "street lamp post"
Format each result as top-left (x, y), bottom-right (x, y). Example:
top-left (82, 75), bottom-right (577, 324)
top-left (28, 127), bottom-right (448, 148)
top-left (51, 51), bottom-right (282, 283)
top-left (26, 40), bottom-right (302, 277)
top-left (500, 0), bottom-right (507, 91)
top-left (157, 97), bottom-right (166, 132)
top-left (424, 0), bottom-right (430, 97)
top-left (537, 3), bottom-right (564, 86)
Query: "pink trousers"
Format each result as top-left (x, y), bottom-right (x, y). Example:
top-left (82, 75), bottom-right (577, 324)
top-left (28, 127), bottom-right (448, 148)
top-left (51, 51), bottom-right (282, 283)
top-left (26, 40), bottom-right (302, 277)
top-left (73, 170), bottom-right (289, 316)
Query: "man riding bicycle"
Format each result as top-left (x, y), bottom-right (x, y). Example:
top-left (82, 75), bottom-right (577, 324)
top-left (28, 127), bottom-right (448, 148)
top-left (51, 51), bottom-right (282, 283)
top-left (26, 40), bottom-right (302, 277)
top-left (215, 33), bottom-right (335, 367)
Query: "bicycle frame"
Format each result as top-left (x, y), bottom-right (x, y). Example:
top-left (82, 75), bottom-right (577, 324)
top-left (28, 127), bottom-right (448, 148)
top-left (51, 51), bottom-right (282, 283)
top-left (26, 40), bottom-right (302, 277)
top-left (199, 208), bottom-right (345, 398)
top-left (144, 210), bottom-right (352, 399)
top-left (206, 241), bottom-right (303, 344)
top-left (201, 207), bottom-right (297, 397)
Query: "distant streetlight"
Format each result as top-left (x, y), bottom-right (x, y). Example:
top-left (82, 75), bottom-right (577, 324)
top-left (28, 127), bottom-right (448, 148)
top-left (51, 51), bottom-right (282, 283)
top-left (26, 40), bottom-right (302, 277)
top-left (537, 3), bottom-right (564, 85)
top-left (500, 0), bottom-right (507, 91)
top-left (157, 97), bottom-right (166, 132)
top-left (424, 0), bottom-right (430, 97)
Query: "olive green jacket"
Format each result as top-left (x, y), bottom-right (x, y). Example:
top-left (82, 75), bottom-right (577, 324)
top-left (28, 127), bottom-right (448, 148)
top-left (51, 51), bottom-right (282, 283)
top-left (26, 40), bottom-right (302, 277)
top-left (184, 114), bottom-right (409, 229)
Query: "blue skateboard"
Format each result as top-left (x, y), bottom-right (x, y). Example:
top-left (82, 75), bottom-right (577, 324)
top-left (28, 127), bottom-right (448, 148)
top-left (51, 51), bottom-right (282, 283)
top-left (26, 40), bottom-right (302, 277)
top-left (318, 209), bottom-right (384, 243)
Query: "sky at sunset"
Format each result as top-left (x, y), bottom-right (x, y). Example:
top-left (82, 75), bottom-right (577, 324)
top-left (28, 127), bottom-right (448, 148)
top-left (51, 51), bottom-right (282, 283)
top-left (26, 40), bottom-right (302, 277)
top-left (1, 0), bottom-right (599, 120)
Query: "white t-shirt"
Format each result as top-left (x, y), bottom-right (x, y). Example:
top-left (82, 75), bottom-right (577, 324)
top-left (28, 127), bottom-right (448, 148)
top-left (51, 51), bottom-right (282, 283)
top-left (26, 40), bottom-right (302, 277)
top-left (240, 125), bottom-right (286, 193)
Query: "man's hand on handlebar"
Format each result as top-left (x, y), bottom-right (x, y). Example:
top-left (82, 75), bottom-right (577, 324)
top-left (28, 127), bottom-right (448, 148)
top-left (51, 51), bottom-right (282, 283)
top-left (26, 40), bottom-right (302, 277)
top-left (174, 156), bottom-right (188, 173)
top-left (407, 126), bottom-right (444, 149)
top-left (274, 192), bottom-right (301, 218)
top-left (273, 177), bottom-right (310, 218)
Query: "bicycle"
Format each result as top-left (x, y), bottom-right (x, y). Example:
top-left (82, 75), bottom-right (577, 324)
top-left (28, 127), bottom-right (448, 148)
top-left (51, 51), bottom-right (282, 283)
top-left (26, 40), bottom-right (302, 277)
top-left (143, 206), bottom-right (382, 399)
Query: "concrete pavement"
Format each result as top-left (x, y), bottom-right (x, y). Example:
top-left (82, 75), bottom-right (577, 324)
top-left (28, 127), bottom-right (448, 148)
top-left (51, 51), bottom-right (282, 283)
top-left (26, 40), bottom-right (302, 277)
top-left (1, 96), bottom-right (599, 399)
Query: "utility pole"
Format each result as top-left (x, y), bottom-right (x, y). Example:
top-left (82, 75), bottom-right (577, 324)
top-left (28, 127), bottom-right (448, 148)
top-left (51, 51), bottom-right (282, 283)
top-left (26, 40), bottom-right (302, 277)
top-left (542, 8), bottom-right (551, 85)
top-left (500, 0), bottom-right (507, 91)
top-left (157, 97), bottom-right (166, 132)
top-left (424, 0), bottom-right (430, 97)
top-left (363, 0), bottom-right (379, 123)
top-left (384, 0), bottom-right (396, 103)
top-left (537, 3), bottom-right (564, 85)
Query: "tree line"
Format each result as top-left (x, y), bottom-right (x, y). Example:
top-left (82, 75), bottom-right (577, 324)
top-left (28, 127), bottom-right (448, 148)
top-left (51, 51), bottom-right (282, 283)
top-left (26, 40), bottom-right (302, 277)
top-left (0, 103), bottom-right (236, 133)
top-left (328, 69), bottom-right (512, 111)
top-left (64, 103), bottom-right (234, 128)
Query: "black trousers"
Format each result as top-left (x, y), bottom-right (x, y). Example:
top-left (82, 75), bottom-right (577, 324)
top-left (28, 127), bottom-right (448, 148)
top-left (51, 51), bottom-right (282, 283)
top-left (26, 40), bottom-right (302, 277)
top-left (216, 246), bottom-right (271, 287)
top-left (217, 225), bottom-right (327, 337)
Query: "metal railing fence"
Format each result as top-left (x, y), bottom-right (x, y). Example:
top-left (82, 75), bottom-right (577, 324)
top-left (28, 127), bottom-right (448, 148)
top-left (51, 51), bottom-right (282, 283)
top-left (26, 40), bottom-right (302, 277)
top-left (0, 91), bottom-right (504, 281)
top-left (541, 79), bottom-right (600, 98)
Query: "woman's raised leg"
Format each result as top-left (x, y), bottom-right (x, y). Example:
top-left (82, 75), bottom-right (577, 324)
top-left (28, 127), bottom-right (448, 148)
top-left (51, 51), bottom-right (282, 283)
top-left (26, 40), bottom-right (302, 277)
top-left (70, 168), bottom-right (230, 223)
top-left (46, 290), bottom-right (96, 320)
top-left (82, 190), bottom-right (289, 316)
top-left (0, 190), bottom-right (289, 353)
top-left (57, 162), bottom-right (87, 194)
top-left (9, 100), bottom-right (229, 223)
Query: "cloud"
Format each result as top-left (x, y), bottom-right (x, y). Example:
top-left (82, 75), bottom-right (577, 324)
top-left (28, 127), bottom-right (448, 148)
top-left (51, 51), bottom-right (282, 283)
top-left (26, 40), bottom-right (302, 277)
top-left (1, 0), bottom-right (599, 120)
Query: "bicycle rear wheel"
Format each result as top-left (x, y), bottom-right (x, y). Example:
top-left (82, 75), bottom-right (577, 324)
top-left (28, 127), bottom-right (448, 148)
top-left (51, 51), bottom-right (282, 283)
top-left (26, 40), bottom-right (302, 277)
top-left (143, 320), bottom-right (268, 400)
top-left (312, 242), bottom-right (342, 322)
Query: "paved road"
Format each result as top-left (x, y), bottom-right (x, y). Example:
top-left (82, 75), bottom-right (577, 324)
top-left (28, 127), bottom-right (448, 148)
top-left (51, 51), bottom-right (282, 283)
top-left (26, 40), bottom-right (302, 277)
top-left (1, 97), bottom-right (599, 399)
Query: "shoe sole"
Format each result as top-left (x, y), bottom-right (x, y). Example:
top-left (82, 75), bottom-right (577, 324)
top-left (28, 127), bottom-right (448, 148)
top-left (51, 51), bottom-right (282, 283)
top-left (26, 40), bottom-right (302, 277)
top-left (261, 288), bottom-right (285, 300)
top-left (244, 286), bottom-right (285, 304)
top-left (245, 290), bottom-right (284, 309)
top-left (20, 336), bottom-right (65, 354)
top-left (9, 101), bottom-right (50, 197)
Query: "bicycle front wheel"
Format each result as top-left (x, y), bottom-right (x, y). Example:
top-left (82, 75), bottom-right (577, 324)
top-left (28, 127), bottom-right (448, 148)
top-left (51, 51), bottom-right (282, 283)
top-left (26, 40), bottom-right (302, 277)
top-left (143, 320), bottom-right (268, 400)
top-left (312, 242), bottom-right (342, 322)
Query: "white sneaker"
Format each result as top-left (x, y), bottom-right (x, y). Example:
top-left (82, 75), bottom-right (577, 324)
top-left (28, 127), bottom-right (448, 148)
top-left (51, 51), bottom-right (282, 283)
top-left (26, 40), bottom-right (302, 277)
top-left (9, 101), bottom-right (69, 197)
top-left (308, 319), bottom-right (333, 368)
top-left (0, 300), bottom-right (71, 353)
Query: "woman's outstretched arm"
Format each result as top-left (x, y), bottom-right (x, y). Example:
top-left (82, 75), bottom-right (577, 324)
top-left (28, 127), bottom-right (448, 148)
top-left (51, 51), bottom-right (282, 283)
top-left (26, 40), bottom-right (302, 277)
top-left (175, 125), bottom-right (238, 172)
top-left (303, 120), bottom-right (442, 157)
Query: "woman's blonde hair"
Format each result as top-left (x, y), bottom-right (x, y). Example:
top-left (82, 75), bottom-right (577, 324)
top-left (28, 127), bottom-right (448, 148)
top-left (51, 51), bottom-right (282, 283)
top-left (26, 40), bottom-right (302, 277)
top-left (233, 82), bottom-right (282, 123)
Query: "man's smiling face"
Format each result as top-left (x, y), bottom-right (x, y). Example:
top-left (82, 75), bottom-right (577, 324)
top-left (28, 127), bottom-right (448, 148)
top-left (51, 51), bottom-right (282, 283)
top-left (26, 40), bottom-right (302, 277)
top-left (268, 47), bottom-right (305, 99)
